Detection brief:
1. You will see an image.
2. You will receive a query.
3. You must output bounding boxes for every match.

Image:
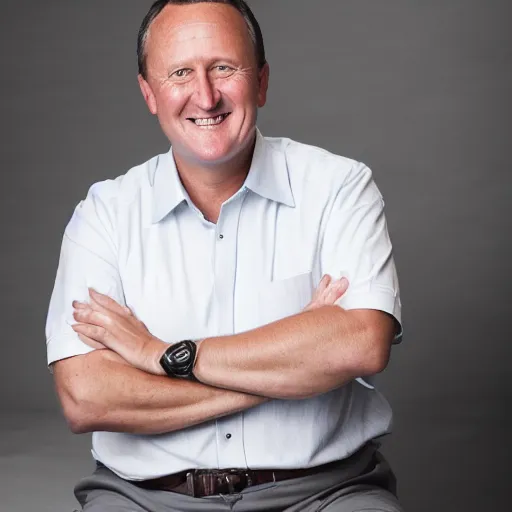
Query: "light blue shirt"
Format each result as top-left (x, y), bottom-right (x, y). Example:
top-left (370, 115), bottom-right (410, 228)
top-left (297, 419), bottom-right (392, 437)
top-left (46, 129), bottom-right (402, 480)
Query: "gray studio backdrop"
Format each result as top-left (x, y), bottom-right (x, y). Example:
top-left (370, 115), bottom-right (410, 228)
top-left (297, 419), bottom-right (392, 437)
top-left (1, 1), bottom-right (510, 511)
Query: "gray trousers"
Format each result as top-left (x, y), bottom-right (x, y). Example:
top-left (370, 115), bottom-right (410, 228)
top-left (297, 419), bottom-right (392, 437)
top-left (74, 443), bottom-right (403, 511)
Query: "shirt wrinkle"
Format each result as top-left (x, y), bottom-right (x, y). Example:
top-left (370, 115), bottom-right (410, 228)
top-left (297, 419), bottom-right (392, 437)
top-left (62, 232), bottom-right (119, 272)
top-left (45, 128), bottom-right (402, 480)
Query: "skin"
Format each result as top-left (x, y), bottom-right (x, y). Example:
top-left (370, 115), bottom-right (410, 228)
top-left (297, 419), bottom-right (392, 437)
top-left (53, 3), bottom-right (396, 434)
top-left (70, 276), bottom-right (394, 402)
top-left (137, 3), bottom-right (270, 222)
top-left (57, 277), bottom-right (348, 435)
top-left (71, 275), bottom-right (350, 377)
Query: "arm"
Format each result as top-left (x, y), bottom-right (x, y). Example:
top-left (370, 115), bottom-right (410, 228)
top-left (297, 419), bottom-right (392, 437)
top-left (193, 306), bottom-right (395, 399)
top-left (67, 161), bottom-right (401, 404)
top-left (47, 187), bottom-right (267, 435)
top-left (64, 274), bottom-right (347, 433)
top-left (189, 163), bottom-right (401, 398)
top-left (53, 349), bottom-right (266, 435)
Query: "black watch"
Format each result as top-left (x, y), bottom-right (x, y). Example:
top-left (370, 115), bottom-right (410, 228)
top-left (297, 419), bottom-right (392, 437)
top-left (159, 340), bottom-right (198, 378)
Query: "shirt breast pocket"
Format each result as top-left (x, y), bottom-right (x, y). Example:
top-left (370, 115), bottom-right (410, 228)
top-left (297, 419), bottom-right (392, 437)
top-left (255, 271), bottom-right (313, 326)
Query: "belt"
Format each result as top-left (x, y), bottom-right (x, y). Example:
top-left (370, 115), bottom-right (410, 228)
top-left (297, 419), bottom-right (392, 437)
top-left (133, 456), bottom-right (368, 497)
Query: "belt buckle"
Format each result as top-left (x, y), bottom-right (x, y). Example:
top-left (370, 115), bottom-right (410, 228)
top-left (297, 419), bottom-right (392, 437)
top-left (224, 469), bottom-right (251, 494)
top-left (224, 473), bottom-right (236, 494)
top-left (187, 469), bottom-right (254, 497)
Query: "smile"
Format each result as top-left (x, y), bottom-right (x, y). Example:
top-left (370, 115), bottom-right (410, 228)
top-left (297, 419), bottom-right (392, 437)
top-left (188, 113), bottom-right (231, 127)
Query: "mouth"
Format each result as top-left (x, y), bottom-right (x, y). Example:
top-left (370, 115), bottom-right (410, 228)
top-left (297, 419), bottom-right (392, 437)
top-left (187, 112), bottom-right (231, 127)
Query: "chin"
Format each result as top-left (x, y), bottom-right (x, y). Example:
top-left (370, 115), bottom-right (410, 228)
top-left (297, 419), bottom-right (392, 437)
top-left (187, 143), bottom-right (242, 166)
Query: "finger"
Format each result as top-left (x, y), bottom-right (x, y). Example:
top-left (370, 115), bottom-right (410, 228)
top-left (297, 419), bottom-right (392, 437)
top-left (72, 323), bottom-right (108, 344)
top-left (313, 274), bottom-right (331, 300)
top-left (89, 289), bottom-right (131, 317)
top-left (88, 292), bottom-right (134, 324)
top-left (79, 294), bottom-right (114, 317)
top-left (84, 296), bottom-right (131, 335)
top-left (338, 276), bottom-right (349, 291)
top-left (74, 300), bottom-right (141, 344)
top-left (305, 275), bottom-right (334, 311)
top-left (325, 277), bottom-right (349, 303)
top-left (73, 307), bottom-right (112, 329)
top-left (77, 333), bottom-right (107, 350)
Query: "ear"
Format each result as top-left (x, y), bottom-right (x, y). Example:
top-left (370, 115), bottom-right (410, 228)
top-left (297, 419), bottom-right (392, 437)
top-left (138, 74), bottom-right (157, 115)
top-left (257, 62), bottom-right (270, 108)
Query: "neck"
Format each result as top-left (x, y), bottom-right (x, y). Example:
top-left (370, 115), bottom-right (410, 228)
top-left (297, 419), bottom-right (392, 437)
top-left (173, 136), bottom-right (256, 223)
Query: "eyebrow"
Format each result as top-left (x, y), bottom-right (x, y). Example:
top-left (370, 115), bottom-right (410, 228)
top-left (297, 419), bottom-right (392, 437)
top-left (167, 57), bottom-right (240, 71)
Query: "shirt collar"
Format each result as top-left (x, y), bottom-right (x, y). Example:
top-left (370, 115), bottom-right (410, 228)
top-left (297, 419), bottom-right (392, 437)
top-left (151, 128), bottom-right (295, 224)
top-left (243, 128), bottom-right (295, 208)
top-left (151, 150), bottom-right (188, 224)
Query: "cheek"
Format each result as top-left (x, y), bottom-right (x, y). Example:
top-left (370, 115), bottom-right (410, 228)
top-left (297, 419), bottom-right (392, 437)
top-left (155, 84), bottom-right (191, 116)
top-left (220, 76), bottom-right (258, 104)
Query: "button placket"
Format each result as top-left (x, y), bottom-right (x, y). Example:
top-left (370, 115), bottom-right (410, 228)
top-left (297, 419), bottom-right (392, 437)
top-left (213, 195), bottom-right (246, 468)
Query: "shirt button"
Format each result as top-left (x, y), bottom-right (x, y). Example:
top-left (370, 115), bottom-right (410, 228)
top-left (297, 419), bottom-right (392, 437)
top-left (219, 234), bottom-right (224, 239)
top-left (225, 433), bottom-right (232, 439)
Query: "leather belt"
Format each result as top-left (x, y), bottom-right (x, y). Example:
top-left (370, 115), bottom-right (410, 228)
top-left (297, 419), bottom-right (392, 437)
top-left (133, 458), bottom-right (360, 497)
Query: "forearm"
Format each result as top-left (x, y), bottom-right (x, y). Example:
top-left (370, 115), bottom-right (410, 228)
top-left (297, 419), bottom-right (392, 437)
top-left (53, 349), bottom-right (267, 435)
top-left (194, 306), bottom-right (390, 399)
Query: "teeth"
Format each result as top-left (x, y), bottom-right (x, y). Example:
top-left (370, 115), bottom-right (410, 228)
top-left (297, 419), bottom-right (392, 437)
top-left (194, 114), bottom-right (226, 126)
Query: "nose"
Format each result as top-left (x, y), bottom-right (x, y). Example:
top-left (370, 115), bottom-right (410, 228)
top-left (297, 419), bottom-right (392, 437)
top-left (194, 71), bottom-right (221, 111)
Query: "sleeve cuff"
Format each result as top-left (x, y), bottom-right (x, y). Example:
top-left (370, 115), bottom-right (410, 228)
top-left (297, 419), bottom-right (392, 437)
top-left (46, 334), bottom-right (96, 374)
top-left (337, 289), bottom-right (403, 344)
top-left (338, 289), bottom-right (403, 390)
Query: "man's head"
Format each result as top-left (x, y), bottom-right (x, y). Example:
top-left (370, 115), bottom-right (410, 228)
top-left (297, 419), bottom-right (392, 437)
top-left (137, 0), bottom-right (269, 168)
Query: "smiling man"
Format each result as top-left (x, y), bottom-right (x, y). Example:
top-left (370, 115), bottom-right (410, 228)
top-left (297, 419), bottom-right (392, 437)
top-left (46, 1), bottom-right (404, 511)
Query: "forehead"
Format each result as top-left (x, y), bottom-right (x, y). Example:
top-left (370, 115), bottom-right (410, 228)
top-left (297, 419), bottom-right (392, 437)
top-left (146, 3), bottom-right (253, 62)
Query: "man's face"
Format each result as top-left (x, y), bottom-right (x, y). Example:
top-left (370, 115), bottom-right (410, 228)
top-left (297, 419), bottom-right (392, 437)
top-left (138, 3), bottom-right (269, 167)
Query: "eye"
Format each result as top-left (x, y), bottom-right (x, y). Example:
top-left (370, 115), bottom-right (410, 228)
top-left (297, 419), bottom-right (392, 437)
top-left (172, 68), bottom-right (191, 78)
top-left (213, 65), bottom-right (235, 77)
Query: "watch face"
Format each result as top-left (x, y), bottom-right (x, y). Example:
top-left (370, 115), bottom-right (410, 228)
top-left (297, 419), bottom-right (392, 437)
top-left (173, 347), bottom-right (191, 363)
top-left (161, 340), bottom-right (196, 378)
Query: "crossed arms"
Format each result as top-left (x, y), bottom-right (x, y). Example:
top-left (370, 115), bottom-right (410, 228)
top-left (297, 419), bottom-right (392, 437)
top-left (53, 274), bottom-right (396, 436)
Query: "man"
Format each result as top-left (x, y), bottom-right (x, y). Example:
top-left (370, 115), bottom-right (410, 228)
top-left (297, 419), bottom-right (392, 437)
top-left (46, 1), bottom-right (403, 510)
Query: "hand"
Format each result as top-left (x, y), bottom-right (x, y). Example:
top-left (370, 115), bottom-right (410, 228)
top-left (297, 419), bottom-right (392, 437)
top-left (303, 274), bottom-right (349, 312)
top-left (72, 289), bottom-right (167, 375)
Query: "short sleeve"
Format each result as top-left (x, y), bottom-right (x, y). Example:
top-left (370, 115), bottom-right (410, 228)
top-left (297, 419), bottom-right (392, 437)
top-left (45, 181), bottom-right (125, 370)
top-left (320, 162), bottom-right (403, 344)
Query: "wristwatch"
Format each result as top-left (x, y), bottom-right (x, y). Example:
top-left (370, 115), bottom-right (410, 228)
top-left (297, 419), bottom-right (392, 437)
top-left (159, 340), bottom-right (198, 378)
